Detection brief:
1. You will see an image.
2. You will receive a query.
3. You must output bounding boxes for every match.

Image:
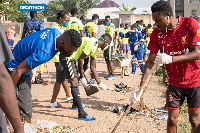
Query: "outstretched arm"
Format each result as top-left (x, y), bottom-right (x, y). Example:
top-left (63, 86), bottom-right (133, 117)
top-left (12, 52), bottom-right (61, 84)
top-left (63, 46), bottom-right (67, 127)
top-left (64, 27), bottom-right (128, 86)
top-left (90, 57), bottom-right (101, 84)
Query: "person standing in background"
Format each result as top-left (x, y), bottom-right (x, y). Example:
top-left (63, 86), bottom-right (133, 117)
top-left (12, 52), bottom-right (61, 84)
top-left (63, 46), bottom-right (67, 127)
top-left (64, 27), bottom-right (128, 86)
top-left (104, 15), bottom-right (115, 80)
top-left (5, 26), bottom-right (16, 50)
top-left (50, 10), bottom-right (73, 108)
top-left (22, 11), bottom-right (44, 84)
top-left (119, 23), bottom-right (130, 55)
top-left (66, 7), bottom-right (85, 37)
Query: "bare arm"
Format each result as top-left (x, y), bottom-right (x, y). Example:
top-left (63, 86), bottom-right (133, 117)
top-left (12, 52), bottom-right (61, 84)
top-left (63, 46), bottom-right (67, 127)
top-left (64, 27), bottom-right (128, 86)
top-left (140, 53), bottom-right (157, 86)
top-left (78, 53), bottom-right (87, 77)
top-left (90, 57), bottom-right (101, 84)
top-left (173, 45), bottom-right (200, 62)
top-left (80, 30), bottom-right (85, 37)
top-left (0, 63), bottom-right (24, 132)
top-left (11, 60), bottom-right (31, 85)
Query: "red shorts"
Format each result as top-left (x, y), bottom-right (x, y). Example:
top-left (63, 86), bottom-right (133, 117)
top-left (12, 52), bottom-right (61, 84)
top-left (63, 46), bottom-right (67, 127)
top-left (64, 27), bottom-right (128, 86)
top-left (166, 84), bottom-right (200, 110)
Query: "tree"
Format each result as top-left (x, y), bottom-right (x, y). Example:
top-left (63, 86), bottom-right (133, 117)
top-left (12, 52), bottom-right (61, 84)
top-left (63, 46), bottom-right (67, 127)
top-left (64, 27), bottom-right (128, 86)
top-left (46, 0), bottom-right (100, 22)
top-left (0, 0), bottom-right (32, 22)
top-left (118, 3), bottom-right (136, 11)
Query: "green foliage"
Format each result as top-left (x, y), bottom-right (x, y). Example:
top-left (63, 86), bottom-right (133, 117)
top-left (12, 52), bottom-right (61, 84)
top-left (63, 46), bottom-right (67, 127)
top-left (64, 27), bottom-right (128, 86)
top-left (119, 3), bottom-right (136, 11)
top-left (155, 67), bottom-right (162, 76)
top-left (0, 0), bottom-right (33, 22)
top-left (178, 100), bottom-right (191, 133)
top-left (46, 0), bottom-right (100, 22)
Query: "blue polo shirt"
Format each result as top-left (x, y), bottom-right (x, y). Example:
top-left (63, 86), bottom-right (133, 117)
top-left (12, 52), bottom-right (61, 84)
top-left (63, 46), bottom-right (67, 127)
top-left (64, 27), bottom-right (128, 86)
top-left (23, 19), bottom-right (44, 32)
top-left (6, 28), bottom-right (61, 75)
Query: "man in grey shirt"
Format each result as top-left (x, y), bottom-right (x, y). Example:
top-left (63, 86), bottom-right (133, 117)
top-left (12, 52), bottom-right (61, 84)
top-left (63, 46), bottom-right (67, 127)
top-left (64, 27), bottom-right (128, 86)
top-left (0, 23), bottom-right (24, 133)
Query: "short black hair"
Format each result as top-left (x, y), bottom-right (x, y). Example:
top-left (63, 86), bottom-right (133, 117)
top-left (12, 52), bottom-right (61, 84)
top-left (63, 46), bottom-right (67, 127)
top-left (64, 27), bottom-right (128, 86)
top-left (63, 29), bottom-right (82, 47)
top-left (71, 7), bottom-right (78, 16)
top-left (57, 10), bottom-right (70, 20)
top-left (131, 23), bottom-right (137, 28)
top-left (125, 23), bottom-right (129, 27)
top-left (105, 15), bottom-right (110, 19)
top-left (120, 23), bottom-right (124, 27)
top-left (30, 11), bottom-right (37, 18)
top-left (147, 24), bottom-right (152, 27)
top-left (151, 0), bottom-right (173, 16)
top-left (80, 15), bottom-right (86, 20)
top-left (92, 14), bottom-right (99, 20)
top-left (101, 33), bottom-right (112, 43)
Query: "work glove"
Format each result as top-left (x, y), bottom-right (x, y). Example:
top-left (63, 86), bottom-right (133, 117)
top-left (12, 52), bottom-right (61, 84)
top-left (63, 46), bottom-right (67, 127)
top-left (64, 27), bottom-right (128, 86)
top-left (134, 45), bottom-right (138, 51)
top-left (99, 82), bottom-right (107, 90)
top-left (130, 86), bottom-right (143, 103)
top-left (154, 53), bottom-right (173, 64)
top-left (80, 77), bottom-right (88, 85)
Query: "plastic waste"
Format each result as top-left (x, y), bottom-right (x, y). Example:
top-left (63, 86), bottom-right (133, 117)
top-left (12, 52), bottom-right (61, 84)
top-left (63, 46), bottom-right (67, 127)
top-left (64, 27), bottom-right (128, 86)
top-left (24, 123), bottom-right (38, 133)
top-left (157, 114), bottom-right (168, 120)
top-left (37, 120), bottom-right (59, 129)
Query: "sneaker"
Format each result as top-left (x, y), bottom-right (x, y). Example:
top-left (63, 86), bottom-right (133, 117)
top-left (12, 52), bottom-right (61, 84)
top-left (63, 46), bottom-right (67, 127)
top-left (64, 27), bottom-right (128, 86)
top-left (106, 75), bottom-right (116, 80)
top-left (130, 73), bottom-right (135, 76)
top-left (124, 70), bottom-right (130, 76)
top-left (66, 95), bottom-right (73, 102)
top-left (90, 78), bottom-right (96, 84)
top-left (104, 74), bottom-right (111, 79)
top-left (50, 102), bottom-right (63, 108)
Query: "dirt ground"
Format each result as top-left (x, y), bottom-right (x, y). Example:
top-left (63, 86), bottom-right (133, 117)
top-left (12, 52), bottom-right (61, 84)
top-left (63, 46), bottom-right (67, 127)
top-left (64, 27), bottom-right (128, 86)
top-left (14, 37), bottom-right (167, 133)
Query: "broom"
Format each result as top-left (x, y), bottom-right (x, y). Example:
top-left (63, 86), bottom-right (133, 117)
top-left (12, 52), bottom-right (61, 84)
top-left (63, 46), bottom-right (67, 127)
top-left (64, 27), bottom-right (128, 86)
top-left (111, 64), bottom-right (158, 133)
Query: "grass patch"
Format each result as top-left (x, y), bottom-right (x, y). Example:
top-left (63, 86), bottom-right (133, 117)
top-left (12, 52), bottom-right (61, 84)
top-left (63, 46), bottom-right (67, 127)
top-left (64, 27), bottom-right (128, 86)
top-left (177, 100), bottom-right (191, 133)
top-left (16, 34), bottom-right (22, 38)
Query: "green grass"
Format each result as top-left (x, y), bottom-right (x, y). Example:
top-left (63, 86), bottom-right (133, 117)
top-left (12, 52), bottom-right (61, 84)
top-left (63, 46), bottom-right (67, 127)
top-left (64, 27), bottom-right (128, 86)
top-left (177, 100), bottom-right (191, 133)
top-left (16, 34), bottom-right (22, 37)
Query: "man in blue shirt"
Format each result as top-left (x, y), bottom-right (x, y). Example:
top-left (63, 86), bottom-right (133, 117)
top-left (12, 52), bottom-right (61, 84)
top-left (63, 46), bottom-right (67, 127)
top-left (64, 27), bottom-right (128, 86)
top-left (21, 11), bottom-right (44, 38)
top-left (6, 28), bottom-right (82, 123)
top-left (21, 11), bottom-right (44, 83)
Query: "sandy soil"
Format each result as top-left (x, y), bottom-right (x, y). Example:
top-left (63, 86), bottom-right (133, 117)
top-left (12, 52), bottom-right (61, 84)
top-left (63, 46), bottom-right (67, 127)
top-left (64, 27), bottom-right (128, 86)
top-left (14, 36), bottom-right (167, 133)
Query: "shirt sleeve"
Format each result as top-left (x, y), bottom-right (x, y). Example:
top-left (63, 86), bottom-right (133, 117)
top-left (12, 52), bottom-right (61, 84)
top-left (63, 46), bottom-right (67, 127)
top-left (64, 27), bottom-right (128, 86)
top-left (26, 49), bottom-right (48, 69)
top-left (138, 32), bottom-right (144, 40)
top-left (119, 32), bottom-right (124, 38)
top-left (93, 24), bottom-right (98, 35)
top-left (188, 17), bottom-right (200, 46)
top-left (23, 22), bottom-right (28, 32)
top-left (39, 21), bottom-right (44, 31)
top-left (91, 49), bottom-right (98, 59)
top-left (78, 20), bottom-right (84, 31)
top-left (83, 42), bottom-right (92, 57)
top-left (125, 32), bottom-right (130, 37)
top-left (147, 29), bottom-right (159, 54)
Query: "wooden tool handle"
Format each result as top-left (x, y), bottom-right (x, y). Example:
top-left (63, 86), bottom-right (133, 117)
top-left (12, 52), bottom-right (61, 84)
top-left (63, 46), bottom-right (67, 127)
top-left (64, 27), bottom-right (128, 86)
top-left (111, 64), bottom-right (158, 133)
top-left (136, 64), bottom-right (158, 98)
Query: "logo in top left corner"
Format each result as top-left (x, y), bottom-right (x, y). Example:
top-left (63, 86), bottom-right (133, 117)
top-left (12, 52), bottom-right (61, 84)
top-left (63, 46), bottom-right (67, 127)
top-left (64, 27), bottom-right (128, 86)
top-left (18, 4), bottom-right (46, 11)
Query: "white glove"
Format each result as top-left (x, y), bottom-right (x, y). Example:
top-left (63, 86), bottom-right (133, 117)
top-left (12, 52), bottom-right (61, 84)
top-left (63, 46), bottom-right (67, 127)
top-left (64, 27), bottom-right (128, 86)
top-left (134, 45), bottom-right (138, 51)
top-left (130, 86), bottom-right (143, 103)
top-left (99, 83), bottom-right (107, 90)
top-left (154, 53), bottom-right (173, 64)
top-left (80, 77), bottom-right (87, 85)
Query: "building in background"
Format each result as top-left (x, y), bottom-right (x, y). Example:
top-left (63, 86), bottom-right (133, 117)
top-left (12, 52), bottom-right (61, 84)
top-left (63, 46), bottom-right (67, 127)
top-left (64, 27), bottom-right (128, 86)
top-left (168, 0), bottom-right (200, 17)
top-left (87, 0), bottom-right (153, 28)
